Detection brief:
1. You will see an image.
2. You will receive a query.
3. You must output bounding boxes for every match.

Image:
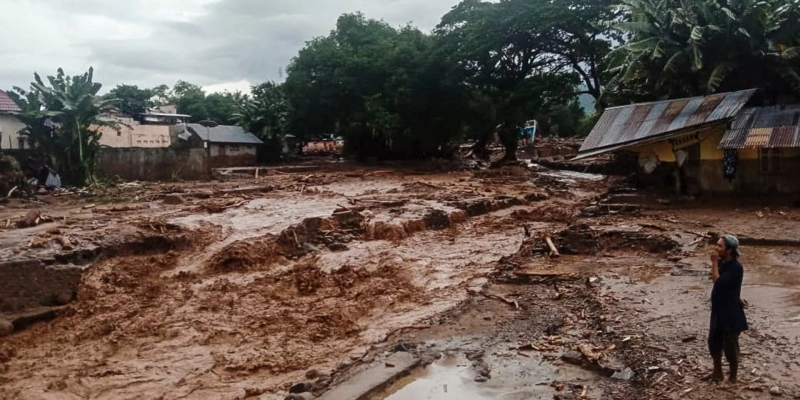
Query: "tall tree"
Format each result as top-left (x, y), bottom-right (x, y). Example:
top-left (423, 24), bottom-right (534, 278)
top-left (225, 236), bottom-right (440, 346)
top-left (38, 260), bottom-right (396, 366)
top-left (436, 0), bottom-right (619, 109)
top-left (205, 91), bottom-right (249, 125)
top-left (235, 82), bottom-right (288, 140)
top-left (9, 68), bottom-right (117, 185)
top-left (435, 0), bottom-right (602, 158)
top-left (284, 13), bottom-right (469, 160)
top-left (234, 82), bottom-right (288, 160)
top-left (171, 81), bottom-right (207, 122)
top-left (105, 84), bottom-right (154, 118)
top-left (606, 0), bottom-right (800, 103)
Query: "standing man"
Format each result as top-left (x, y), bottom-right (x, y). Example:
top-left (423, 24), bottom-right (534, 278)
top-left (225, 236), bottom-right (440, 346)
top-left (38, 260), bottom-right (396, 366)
top-left (704, 235), bottom-right (748, 383)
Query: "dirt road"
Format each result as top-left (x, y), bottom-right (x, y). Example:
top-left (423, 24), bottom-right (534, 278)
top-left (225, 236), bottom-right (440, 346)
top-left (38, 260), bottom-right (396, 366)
top-left (1, 161), bottom-right (798, 400)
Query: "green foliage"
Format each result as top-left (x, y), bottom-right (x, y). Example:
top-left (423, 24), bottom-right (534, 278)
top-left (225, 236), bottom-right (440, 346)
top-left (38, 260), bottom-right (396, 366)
top-left (105, 84), bottom-right (153, 118)
top-left (9, 67), bottom-right (117, 186)
top-left (434, 0), bottom-right (615, 156)
top-left (606, 0), bottom-right (800, 102)
top-left (171, 81), bottom-right (208, 122)
top-left (234, 81), bottom-right (289, 161)
top-left (205, 91), bottom-right (248, 125)
top-left (284, 13), bottom-right (469, 160)
top-left (148, 81), bottom-right (248, 125)
top-left (437, 0), bottom-right (619, 109)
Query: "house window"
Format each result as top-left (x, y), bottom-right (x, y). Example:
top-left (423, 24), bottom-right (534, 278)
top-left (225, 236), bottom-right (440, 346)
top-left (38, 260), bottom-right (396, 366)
top-left (760, 148), bottom-right (782, 173)
top-left (18, 137), bottom-right (26, 149)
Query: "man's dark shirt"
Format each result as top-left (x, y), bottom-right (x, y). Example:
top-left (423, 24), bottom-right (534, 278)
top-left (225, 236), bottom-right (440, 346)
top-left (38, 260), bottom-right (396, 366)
top-left (710, 259), bottom-right (749, 333)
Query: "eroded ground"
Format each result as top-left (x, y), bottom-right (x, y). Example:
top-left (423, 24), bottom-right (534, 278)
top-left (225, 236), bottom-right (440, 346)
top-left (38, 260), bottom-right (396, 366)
top-left (0, 161), bottom-right (799, 400)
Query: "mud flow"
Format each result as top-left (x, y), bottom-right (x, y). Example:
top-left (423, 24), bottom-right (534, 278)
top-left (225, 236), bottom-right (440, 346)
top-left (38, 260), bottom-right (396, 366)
top-left (1, 159), bottom-right (799, 400)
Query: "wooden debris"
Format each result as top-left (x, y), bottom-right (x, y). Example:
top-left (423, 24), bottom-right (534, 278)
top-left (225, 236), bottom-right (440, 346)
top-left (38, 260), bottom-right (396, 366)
top-left (482, 292), bottom-right (521, 309)
top-left (577, 343), bottom-right (600, 363)
top-left (55, 236), bottom-right (73, 250)
top-left (545, 236), bottom-right (560, 258)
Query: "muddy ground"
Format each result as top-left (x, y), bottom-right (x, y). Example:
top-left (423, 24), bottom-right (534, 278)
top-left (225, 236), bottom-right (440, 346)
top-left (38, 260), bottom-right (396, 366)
top-left (0, 159), bottom-right (799, 400)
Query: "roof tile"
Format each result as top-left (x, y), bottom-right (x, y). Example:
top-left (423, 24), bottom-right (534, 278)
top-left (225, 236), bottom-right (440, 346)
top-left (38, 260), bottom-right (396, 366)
top-left (0, 90), bottom-right (21, 113)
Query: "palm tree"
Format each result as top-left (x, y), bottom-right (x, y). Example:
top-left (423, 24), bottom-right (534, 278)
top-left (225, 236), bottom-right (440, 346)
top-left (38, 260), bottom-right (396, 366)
top-left (10, 67), bottom-right (118, 185)
top-left (606, 0), bottom-right (800, 102)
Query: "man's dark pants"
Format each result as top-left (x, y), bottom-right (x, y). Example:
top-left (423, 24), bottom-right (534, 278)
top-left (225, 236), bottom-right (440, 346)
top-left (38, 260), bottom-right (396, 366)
top-left (708, 330), bottom-right (740, 369)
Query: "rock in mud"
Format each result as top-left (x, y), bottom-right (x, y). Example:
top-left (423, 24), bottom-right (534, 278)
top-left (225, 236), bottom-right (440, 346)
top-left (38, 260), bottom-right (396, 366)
top-left (163, 194), bottom-right (186, 205)
top-left (0, 319), bottom-right (14, 337)
top-left (23, 210), bottom-right (41, 227)
top-left (290, 381), bottom-right (313, 393)
top-left (560, 351), bottom-right (585, 366)
top-left (769, 386), bottom-right (783, 396)
top-left (326, 242), bottom-right (348, 252)
top-left (474, 376), bottom-right (488, 383)
top-left (305, 369), bottom-right (320, 380)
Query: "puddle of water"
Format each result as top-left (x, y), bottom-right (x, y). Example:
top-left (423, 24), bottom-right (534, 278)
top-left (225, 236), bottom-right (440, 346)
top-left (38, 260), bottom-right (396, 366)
top-left (379, 356), bottom-right (493, 400)
top-left (376, 353), bottom-right (596, 400)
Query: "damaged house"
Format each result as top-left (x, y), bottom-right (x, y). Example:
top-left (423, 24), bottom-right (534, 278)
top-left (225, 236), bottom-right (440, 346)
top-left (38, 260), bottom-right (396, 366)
top-left (171, 123), bottom-right (263, 168)
top-left (575, 89), bottom-right (800, 194)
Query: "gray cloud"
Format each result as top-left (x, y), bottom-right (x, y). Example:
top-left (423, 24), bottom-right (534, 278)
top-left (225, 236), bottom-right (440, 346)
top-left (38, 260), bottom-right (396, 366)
top-left (0, 0), bottom-right (460, 93)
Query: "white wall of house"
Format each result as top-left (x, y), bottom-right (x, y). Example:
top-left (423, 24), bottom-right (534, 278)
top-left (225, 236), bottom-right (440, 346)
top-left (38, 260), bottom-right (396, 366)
top-left (0, 114), bottom-right (28, 150)
top-left (96, 116), bottom-right (171, 148)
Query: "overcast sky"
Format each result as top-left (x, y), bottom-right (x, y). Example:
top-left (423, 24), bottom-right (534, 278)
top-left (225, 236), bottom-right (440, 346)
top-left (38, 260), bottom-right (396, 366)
top-left (0, 0), bottom-right (461, 95)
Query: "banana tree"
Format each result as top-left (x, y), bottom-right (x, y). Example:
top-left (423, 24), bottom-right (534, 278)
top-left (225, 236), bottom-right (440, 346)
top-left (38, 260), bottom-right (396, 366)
top-left (606, 0), bottom-right (800, 101)
top-left (10, 67), bottom-right (118, 185)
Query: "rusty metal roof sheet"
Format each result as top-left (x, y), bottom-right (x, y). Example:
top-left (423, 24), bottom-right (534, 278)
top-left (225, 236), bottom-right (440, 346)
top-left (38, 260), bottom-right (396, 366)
top-left (719, 105), bottom-right (800, 149)
top-left (577, 89), bottom-right (756, 159)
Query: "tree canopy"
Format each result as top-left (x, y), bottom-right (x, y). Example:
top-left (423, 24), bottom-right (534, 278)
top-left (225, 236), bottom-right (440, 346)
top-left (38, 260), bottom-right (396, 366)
top-left (606, 0), bottom-right (800, 103)
top-left (105, 84), bottom-right (153, 118)
top-left (284, 13), bottom-right (470, 160)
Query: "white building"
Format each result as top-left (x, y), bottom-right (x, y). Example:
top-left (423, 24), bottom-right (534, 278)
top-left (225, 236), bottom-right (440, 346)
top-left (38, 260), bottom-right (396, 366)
top-left (0, 89), bottom-right (27, 150)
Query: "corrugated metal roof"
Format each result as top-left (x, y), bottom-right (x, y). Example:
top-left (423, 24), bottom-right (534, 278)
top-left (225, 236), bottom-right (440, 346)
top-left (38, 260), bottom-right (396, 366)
top-left (578, 89), bottom-right (756, 157)
top-left (0, 90), bottom-right (21, 113)
top-left (719, 105), bottom-right (800, 149)
top-left (185, 124), bottom-right (263, 145)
